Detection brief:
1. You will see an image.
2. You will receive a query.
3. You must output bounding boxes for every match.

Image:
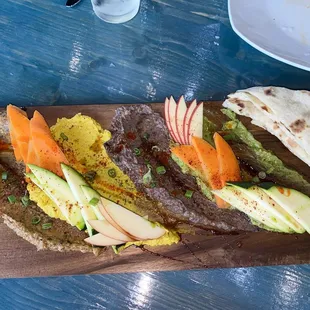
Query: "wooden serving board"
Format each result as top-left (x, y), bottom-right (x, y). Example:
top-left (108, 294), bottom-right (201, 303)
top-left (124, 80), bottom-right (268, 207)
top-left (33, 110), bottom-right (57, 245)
top-left (1, 102), bottom-right (310, 279)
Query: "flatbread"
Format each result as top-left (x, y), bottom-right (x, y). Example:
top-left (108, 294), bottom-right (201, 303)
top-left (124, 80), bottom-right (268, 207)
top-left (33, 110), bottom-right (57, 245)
top-left (223, 87), bottom-right (310, 167)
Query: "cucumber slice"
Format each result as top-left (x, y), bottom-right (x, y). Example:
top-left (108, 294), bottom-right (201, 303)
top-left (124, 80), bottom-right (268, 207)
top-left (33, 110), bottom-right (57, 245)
top-left (26, 173), bottom-right (55, 201)
top-left (27, 164), bottom-right (85, 230)
top-left (229, 183), bottom-right (304, 233)
top-left (80, 185), bottom-right (105, 220)
top-left (61, 164), bottom-right (97, 236)
top-left (214, 185), bottom-right (291, 231)
top-left (263, 186), bottom-right (310, 233)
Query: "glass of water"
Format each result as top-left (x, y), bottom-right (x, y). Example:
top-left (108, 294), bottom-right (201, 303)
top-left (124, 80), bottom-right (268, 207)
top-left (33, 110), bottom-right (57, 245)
top-left (91, 0), bottom-right (141, 24)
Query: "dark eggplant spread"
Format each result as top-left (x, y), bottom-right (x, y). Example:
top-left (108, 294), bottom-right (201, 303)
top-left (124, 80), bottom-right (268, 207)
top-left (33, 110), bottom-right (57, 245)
top-left (105, 105), bottom-right (257, 233)
top-left (0, 163), bottom-right (90, 248)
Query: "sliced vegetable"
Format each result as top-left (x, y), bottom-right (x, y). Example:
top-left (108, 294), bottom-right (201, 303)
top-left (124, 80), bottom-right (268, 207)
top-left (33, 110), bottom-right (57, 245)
top-left (21, 195), bottom-right (30, 207)
top-left (83, 170), bottom-right (97, 183)
top-left (85, 233), bottom-right (124, 247)
top-left (61, 163), bottom-right (97, 236)
top-left (191, 137), bottom-right (221, 188)
top-left (8, 195), bottom-right (16, 204)
top-left (80, 185), bottom-right (105, 221)
top-left (42, 223), bottom-right (52, 230)
top-left (213, 186), bottom-right (283, 231)
top-left (89, 197), bottom-right (99, 206)
top-left (133, 148), bottom-right (141, 156)
top-left (87, 220), bottom-right (134, 242)
top-left (60, 132), bottom-right (68, 141)
top-left (229, 183), bottom-right (304, 233)
top-left (101, 197), bottom-right (166, 240)
top-left (214, 132), bottom-right (241, 187)
top-left (185, 190), bottom-right (194, 198)
top-left (142, 165), bottom-right (154, 187)
top-left (262, 185), bottom-right (310, 234)
top-left (108, 168), bottom-right (116, 178)
top-left (143, 133), bottom-right (150, 140)
top-left (28, 164), bottom-right (85, 230)
top-left (175, 96), bottom-right (188, 145)
top-left (28, 111), bottom-right (69, 177)
top-left (6, 105), bottom-right (30, 162)
top-left (170, 145), bottom-right (205, 180)
top-left (183, 100), bottom-right (197, 145)
top-left (192, 136), bottom-right (227, 208)
top-left (2, 171), bottom-right (8, 180)
top-left (156, 166), bottom-right (166, 175)
top-left (31, 216), bottom-right (41, 225)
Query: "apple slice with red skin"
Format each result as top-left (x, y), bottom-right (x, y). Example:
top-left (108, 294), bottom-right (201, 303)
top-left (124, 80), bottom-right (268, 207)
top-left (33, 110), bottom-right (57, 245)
top-left (164, 97), bottom-right (179, 143)
top-left (167, 96), bottom-right (181, 143)
top-left (175, 96), bottom-right (188, 145)
top-left (183, 99), bottom-right (197, 145)
top-left (98, 200), bottom-right (137, 240)
top-left (84, 233), bottom-right (124, 246)
top-left (88, 220), bottom-right (135, 242)
top-left (188, 102), bottom-right (204, 144)
top-left (101, 198), bottom-right (166, 240)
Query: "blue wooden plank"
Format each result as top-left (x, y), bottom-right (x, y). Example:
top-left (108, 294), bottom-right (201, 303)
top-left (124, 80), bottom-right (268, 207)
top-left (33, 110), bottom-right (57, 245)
top-left (1, 0), bottom-right (310, 309)
top-left (0, 265), bottom-right (309, 309)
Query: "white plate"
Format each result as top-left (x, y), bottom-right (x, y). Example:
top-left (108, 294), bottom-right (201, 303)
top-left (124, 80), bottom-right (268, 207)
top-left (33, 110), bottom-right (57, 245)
top-left (228, 0), bottom-right (310, 71)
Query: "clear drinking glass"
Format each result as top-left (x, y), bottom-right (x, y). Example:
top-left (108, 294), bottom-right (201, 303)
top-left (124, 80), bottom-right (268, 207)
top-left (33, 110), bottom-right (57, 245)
top-left (91, 0), bottom-right (141, 24)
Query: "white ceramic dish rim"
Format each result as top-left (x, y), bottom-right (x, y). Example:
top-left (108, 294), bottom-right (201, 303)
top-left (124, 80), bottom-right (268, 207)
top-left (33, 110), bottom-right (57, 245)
top-left (228, 0), bottom-right (310, 72)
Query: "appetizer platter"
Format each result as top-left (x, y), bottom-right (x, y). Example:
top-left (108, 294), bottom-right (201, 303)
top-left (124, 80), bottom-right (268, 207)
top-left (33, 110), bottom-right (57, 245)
top-left (1, 86), bottom-right (310, 278)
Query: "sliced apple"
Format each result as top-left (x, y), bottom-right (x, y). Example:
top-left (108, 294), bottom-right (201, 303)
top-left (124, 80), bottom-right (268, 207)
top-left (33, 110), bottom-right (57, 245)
top-left (175, 96), bottom-right (187, 145)
top-left (88, 219), bottom-right (135, 242)
top-left (98, 200), bottom-right (136, 239)
top-left (101, 198), bottom-right (166, 240)
top-left (84, 233), bottom-right (124, 246)
top-left (188, 102), bottom-right (203, 144)
top-left (183, 99), bottom-right (197, 145)
top-left (164, 97), bottom-right (178, 143)
top-left (167, 96), bottom-right (180, 143)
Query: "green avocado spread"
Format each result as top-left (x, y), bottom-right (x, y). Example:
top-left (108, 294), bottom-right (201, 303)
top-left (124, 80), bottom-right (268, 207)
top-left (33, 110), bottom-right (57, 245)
top-left (221, 109), bottom-right (310, 196)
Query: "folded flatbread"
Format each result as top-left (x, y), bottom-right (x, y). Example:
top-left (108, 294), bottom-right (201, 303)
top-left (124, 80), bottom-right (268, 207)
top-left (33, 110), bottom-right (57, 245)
top-left (223, 87), bottom-right (310, 166)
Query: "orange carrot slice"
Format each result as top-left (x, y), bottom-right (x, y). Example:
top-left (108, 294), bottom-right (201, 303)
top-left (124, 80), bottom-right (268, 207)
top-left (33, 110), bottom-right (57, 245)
top-left (192, 136), bottom-right (228, 208)
top-left (171, 145), bottom-right (205, 180)
top-left (6, 105), bottom-right (30, 162)
top-left (28, 111), bottom-right (69, 177)
top-left (214, 132), bottom-right (241, 187)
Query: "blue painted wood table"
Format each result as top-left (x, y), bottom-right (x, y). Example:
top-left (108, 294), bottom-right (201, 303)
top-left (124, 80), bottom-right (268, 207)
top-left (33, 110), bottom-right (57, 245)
top-left (1, 0), bottom-right (310, 309)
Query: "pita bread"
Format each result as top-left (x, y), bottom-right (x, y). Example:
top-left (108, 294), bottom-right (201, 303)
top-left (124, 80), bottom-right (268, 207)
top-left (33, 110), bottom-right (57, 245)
top-left (223, 87), bottom-right (310, 166)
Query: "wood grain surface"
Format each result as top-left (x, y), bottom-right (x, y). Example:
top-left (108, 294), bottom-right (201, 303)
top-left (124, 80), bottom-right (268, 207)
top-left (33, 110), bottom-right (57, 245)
top-left (1, 102), bottom-right (310, 279)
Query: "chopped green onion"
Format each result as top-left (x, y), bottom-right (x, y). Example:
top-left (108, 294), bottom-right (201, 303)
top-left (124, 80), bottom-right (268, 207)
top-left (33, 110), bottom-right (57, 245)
top-left (156, 166), bottom-right (166, 175)
top-left (152, 146), bottom-right (160, 152)
top-left (89, 197), bottom-right (99, 206)
top-left (60, 132), bottom-right (68, 141)
top-left (143, 165), bottom-right (153, 187)
top-left (32, 216), bottom-right (41, 225)
top-left (8, 195), bottom-right (16, 204)
top-left (258, 171), bottom-right (267, 179)
top-left (150, 182), bottom-right (156, 188)
top-left (84, 170), bottom-right (97, 182)
top-left (252, 176), bottom-right (260, 183)
top-left (42, 223), bottom-right (52, 230)
top-left (108, 168), bottom-right (116, 178)
top-left (143, 133), bottom-right (150, 140)
top-left (21, 195), bottom-right (30, 207)
top-left (2, 171), bottom-right (8, 180)
top-left (185, 190), bottom-right (194, 199)
top-left (133, 148), bottom-right (141, 156)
